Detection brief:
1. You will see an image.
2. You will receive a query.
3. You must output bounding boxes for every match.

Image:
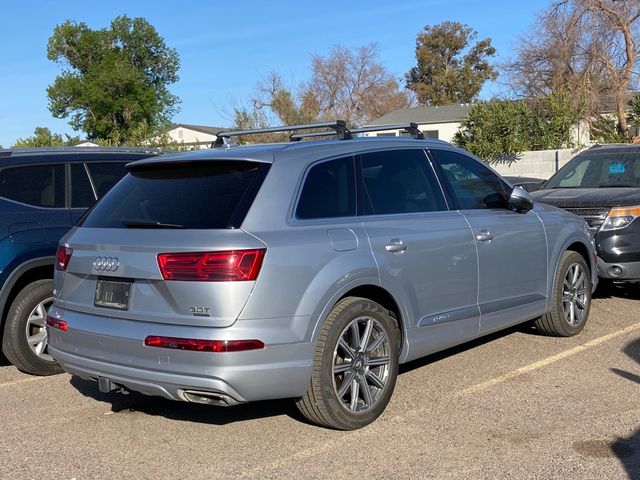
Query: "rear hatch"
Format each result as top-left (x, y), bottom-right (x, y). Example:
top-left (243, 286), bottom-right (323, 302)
top-left (55, 160), bottom-right (269, 328)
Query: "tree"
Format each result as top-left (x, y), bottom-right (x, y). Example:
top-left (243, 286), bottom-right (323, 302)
top-left (46, 15), bottom-right (180, 144)
top-left (307, 44), bottom-right (410, 126)
top-left (405, 21), bottom-right (497, 106)
top-left (453, 90), bottom-right (585, 163)
top-left (13, 127), bottom-right (80, 148)
top-left (530, 89), bottom-right (586, 150)
top-left (505, 0), bottom-right (640, 137)
top-left (232, 43), bottom-right (410, 138)
top-left (453, 101), bottom-right (531, 164)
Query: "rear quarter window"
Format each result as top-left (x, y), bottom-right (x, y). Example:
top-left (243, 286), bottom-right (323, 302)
top-left (296, 156), bottom-right (356, 219)
top-left (80, 161), bottom-right (269, 229)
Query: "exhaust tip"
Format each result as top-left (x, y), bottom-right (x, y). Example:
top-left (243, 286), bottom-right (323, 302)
top-left (182, 390), bottom-right (242, 406)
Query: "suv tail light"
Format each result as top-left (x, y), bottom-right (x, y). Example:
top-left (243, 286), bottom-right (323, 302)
top-left (157, 249), bottom-right (266, 281)
top-left (56, 246), bottom-right (73, 271)
top-left (46, 315), bottom-right (68, 331)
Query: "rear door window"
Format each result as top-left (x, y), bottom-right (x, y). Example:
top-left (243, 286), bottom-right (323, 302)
top-left (70, 163), bottom-right (96, 208)
top-left (0, 164), bottom-right (65, 208)
top-left (358, 149), bottom-right (447, 215)
top-left (86, 162), bottom-right (128, 198)
top-left (296, 156), bottom-right (356, 219)
top-left (81, 161), bottom-right (269, 229)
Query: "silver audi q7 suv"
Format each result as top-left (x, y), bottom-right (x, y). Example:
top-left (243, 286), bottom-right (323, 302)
top-left (48, 121), bottom-right (597, 430)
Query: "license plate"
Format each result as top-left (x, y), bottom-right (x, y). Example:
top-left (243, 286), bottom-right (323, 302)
top-left (94, 278), bottom-right (132, 310)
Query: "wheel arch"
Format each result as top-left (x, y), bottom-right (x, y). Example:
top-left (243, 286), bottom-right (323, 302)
top-left (310, 281), bottom-right (408, 358)
top-left (0, 258), bottom-right (55, 340)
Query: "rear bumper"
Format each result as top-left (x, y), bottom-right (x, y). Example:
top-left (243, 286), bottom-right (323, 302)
top-left (47, 305), bottom-right (314, 403)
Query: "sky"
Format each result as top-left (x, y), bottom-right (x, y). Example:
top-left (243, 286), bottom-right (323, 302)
top-left (0, 0), bottom-right (549, 147)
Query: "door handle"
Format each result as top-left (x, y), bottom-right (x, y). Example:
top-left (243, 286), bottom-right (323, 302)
top-left (385, 239), bottom-right (407, 253)
top-left (475, 230), bottom-right (494, 242)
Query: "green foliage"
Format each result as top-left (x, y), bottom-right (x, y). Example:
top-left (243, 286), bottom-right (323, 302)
top-left (406, 21), bottom-right (497, 106)
top-left (13, 127), bottom-right (81, 148)
top-left (453, 101), bottom-right (530, 164)
top-left (454, 90), bottom-right (585, 164)
top-left (529, 90), bottom-right (585, 150)
top-left (46, 15), bottom-right (180, 145)
top-left (590, 116), bottom-right (628, 144)
top-left (628, 93), bottom-right (640, 136)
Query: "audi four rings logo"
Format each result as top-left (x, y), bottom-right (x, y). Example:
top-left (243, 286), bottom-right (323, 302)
top-left (93, 257), bottom-right (120, 272)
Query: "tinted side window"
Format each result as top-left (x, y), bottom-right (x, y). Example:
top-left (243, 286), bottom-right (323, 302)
top-left (431, 150), bottom-right (509, 210)
top-left (0, 164), bottom-right (65, 208)
top-left (86, 162), bottom-right (128, 198)
top-left (359, 149), bottom-right (447, 215)
top-left (71, 163), bottom-right (96, 208)
top-left (296, 156), bottom-right (355, 219)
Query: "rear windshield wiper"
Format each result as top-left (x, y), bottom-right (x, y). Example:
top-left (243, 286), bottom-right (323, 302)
top-left (121, 218), bottom-right (184, 229)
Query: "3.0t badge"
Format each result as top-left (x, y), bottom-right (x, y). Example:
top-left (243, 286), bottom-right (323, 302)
top-left (93, 256), bottom-right (120, 272)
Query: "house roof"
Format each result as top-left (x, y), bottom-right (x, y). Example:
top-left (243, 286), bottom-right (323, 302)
top-left (368, 104), bottom-right (472, 126)
top-left (169, 124), bottom-right (225, 136)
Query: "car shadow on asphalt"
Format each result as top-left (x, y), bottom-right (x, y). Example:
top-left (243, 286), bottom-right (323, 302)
top-left (610, 335), bottom-right (640, 478)
top-left (399, 324), bottom-right (528, 375)
top-left (69, 376), bottom-right (308, 425)
top-left (0, 351), bottom-right (10, 367)
top-left (593, 281), bottom-right (640, 300)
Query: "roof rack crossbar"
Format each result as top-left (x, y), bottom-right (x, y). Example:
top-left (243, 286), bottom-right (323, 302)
top-left (213, 120), bottom-right (351, 147)
top-left (289, 122), bottom-right (425, 141)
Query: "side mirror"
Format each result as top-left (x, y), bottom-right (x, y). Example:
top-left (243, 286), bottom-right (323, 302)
top-left (509, 186), bottom-right (534, 212)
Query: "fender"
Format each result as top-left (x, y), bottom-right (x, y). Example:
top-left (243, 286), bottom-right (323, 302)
top-left (0, 256), bottom-right (55, 325)
top-left (306, 274), bottom-right (415, 360)
top-left (547, 233), bottom-right (597, 306)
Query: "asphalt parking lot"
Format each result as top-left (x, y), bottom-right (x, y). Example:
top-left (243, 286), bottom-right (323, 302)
top-left (1, 286), bottom-right (639, 480)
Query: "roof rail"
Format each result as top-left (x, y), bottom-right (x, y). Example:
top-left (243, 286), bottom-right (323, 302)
top-left (213, 120), bottom-right (351, 148)
top-left (289, 123), bottom-right (425, 141)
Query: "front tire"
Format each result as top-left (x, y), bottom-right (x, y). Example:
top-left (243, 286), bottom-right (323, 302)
top-left (535, 251), bottom-right (592, 337)
top-left (296, 297), bottom-right (400, 430)
top-left (2, 279), bottom-right (63, 375)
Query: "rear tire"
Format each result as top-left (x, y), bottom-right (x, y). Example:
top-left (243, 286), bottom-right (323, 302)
top-left (296, 297), bottom-right (400, 430)
top-left (2, 280), bottom-right (62, 375)
top-left (535, 251), bottom-right (592, 337)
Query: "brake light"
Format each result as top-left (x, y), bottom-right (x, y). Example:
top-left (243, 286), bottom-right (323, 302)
top-left (46, 315), bottom-right (68, 331)
top-left (144, 336), bottom-right (265, 352)
top-left (55, 246), bottom-right (73, 271)
top-left (157, 249), bottom-right (265, 281)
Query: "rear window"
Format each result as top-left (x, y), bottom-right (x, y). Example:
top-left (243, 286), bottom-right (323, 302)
top-left (80, 161), bottom-right (269, 229)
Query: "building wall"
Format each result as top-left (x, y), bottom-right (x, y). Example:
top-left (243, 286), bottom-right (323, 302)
top-left (491, 148), bottom-right (582, 179)
top-left (165, 127), bottom-right (216, 148)
top-left (364, 121), bottom-right (462, 143)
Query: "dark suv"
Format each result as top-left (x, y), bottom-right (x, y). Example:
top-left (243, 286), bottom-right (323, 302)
top-left (532, 144), bottom-right (640, 282)
top-left (1, 147), bottom-right (164, 375)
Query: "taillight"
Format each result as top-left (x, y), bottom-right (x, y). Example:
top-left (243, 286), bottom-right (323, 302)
top-left (46, 315), bottom-right (68, 331)
top-left (144, 336), bottom-right (265, 352)
top-left (56, 246), bottom-right (73, 271)
top-left (157, 249), bottom-right (265, 281)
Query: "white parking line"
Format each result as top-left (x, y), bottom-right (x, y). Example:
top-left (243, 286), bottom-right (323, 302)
top-left (0, 376), bottom-right (48, 388)
top-left (454, 322), bottom-right (640, 397)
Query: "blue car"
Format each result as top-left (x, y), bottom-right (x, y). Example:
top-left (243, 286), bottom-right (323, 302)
top-left (0, 147), bottom-right (163, 375)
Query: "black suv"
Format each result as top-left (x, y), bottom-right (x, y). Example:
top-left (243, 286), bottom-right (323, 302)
top-left (532, 144), bottom-right (640, 282)
top-left (1, 147), bottom-right (164, 375)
